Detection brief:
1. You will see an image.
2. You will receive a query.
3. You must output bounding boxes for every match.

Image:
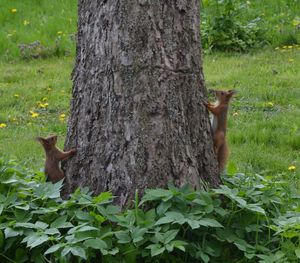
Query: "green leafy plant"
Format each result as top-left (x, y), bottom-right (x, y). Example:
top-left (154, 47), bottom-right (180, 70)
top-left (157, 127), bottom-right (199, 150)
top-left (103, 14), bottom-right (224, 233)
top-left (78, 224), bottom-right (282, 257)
top-left (0, 158), bottom-right (299, 262)
top-left (201, 0), bottom-right (265, 52)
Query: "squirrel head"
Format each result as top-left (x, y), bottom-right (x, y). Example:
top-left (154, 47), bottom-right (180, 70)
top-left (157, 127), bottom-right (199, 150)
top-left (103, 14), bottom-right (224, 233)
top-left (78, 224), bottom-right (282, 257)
top-left (210, 89), bottom-right (237, 104)
top-left (36, 135), bottom-right (57, 151)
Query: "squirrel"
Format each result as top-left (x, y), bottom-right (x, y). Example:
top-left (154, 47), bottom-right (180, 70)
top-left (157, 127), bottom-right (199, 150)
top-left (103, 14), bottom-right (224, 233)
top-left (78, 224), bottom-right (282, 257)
top-left (36, 135), bottom-right (76, 183)
top-left (204, 89), bottom-right (237, 172)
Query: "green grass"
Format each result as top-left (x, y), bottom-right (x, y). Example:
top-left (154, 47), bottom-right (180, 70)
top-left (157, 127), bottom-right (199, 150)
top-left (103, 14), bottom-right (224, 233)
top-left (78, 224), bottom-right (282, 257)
top-left (204, 47), bottom-right (300, 174)
top-left (245, 0), bottom-right (300, 46)
top-left (0, 58), bottom-right (73, 169)
top-left (0, 48), bottom-right (299, 175)
top-left (0, 0), bottom-right (77, 60)
top-left (0, 0), bottom-right (299, 176)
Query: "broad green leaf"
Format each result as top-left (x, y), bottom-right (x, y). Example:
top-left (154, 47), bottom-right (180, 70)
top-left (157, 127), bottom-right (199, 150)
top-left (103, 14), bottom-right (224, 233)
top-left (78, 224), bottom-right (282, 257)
top-left (115, 231), bottom-right (131, 243)
top-left (2, 178), bottom-right (19, 184)
top-left (76, 225), bottom-right (99, 232)
top-left (245, 204), bottom-right (266, 215)
top-left (14, 209), bottom-right (32, 222)
top-left (198, 218), bottom-right (223, 228)
top-left (0, 204), bottom-right (4, 215)
top-left (14, 204), bottom-right (30, 211)
top-left (90, 212), bottom-right (105, 223)
top-left (156, 201), bottom-right (172, 216)
top-left (51, 216), bottom-right (73, 229)
top-left (5, 227), bottom-right (23, 238)
top-left (187, 219), bottom-right (201, 229)
top-left (44, 244), bottom-right (64, 255)
top-left (155, 216), bottom-right (174, 226)
top-left (44, 228), bottom-right (60, 235)
top-left (166, 211), bottom-right (185, 220)
top-left (34, 181), bottom-right (62, 199)
top-left (295, 248), bottom-right (300, 259)
top-left (106, 205), bottom-right (120, 214)
top-left (70, 246), bottom-right (87, 259)
top-left (67, 223), bottom-right (89, 234)
top-left (15, 222), bottom-right (36, 229)
top-left (93, 192), bottom-right (113, 204)
top-left (75, 210), bottom-right (93, 221)
top-left (146, 244), bottom-right (165, 257)
top-left (61, 246), bottom-right (72, 257)
top-left (142, 189), bottom-right (173, 203)
top-left (35, 221), bottom-right (49, 230)
top-left (166, 243), bottom-right (174, 252)
top-left (198, 251), bottom-right (209, 263)
top-left (163, 229), bottom-right (179, 244)
top-left (27, 235), bottom-right (49, 248)
top-left (84, 238), bottom-right (107, 249)
top-left (131, 227), bottom-right (147, 243)
top-left (171, 240), bottom-right (187, 252)
top-left (214, 186), bottom-right (247, 206)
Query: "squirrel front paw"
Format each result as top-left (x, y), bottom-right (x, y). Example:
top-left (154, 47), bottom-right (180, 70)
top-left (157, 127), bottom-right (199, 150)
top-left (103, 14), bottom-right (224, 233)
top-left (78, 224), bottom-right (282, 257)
top-left (203, 100), bottom-right (210, 106)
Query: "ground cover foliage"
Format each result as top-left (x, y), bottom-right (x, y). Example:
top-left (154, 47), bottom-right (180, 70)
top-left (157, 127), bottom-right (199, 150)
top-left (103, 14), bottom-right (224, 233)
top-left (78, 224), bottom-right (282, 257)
top-left (0, 159), bottom-right (299, 263)
top-left (201, 0), bottom-right (300, 52)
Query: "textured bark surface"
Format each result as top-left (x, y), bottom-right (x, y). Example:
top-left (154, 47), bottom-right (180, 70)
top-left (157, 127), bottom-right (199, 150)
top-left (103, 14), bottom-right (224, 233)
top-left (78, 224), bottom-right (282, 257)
top-left (63, 0), bottom-right (221, 205)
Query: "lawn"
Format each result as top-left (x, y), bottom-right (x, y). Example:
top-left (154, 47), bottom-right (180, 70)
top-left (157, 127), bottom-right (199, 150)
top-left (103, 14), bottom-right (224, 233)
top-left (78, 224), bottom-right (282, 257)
top-left (0, 0), bottom-right (299, 176)
top-left (0, 47), bottom-right (299, 177)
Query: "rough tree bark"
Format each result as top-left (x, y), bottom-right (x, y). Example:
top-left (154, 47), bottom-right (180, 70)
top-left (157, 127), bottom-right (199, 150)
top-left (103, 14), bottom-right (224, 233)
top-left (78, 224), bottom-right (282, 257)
top-left (63, 0), bottom-right (221, 205)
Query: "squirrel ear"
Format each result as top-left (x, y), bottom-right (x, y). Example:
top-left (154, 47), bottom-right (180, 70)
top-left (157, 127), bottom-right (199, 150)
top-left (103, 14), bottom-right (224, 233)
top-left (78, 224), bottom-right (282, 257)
top-left (227, 90), bottom-right (237, 98)
top-left (35, 137), bottom-right (47, 144)
top-left (35, 137), bottom-right (43, 142)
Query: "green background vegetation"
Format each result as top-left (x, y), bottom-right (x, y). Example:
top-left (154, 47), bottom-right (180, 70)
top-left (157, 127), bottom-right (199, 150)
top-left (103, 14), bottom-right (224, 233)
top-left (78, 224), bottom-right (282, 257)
top-left (0, 0), bottom-right (299, 175)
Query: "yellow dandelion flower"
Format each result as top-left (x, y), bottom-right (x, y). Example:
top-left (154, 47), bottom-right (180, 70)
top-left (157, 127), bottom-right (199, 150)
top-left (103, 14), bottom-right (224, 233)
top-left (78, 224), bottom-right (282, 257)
top-left (30, 111), bottom-right (39, 118)
top-left (287, 45), bottom-right (293, 49)
top-left (0, 123), bottom-right (7, 128)
top-left (37, 102), bottom-right (49, 109)
top-left (11, 8), bottom-right (17, 13)
top-left (23, 20), bottom-right (30, 26)
top-left (59, 113), bottom-right (66, 122)
top-left (60, 114), bottom-right (66, 118)
top-left (57, 31), bottom-right (63, 35)
top-left (266, 102), bottom-right (274, 108)
top-left (288, 165), bottom-right (296, 172)
top-left (14, 94), bottom-right (19, 98)
top-left (292, 19), bottom-right (300, 26)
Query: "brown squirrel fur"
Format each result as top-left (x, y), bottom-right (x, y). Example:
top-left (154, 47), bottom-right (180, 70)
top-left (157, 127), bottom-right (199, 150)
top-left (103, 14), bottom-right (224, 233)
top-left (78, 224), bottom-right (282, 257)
top-left (36, 135), bottom-right (76, 183)
top-left (204, 89), bottom-right (236, 172)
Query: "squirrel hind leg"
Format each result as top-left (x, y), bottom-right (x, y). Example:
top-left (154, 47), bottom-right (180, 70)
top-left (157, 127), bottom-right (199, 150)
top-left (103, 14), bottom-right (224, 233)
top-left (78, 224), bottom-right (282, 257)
top-left (217, 143), bottom-right (229, 173)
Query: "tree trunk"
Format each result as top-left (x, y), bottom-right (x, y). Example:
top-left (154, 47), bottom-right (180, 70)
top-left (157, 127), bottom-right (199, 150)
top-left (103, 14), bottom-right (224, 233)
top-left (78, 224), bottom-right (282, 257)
top-left (63, 0), bottom-right (220, 206)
